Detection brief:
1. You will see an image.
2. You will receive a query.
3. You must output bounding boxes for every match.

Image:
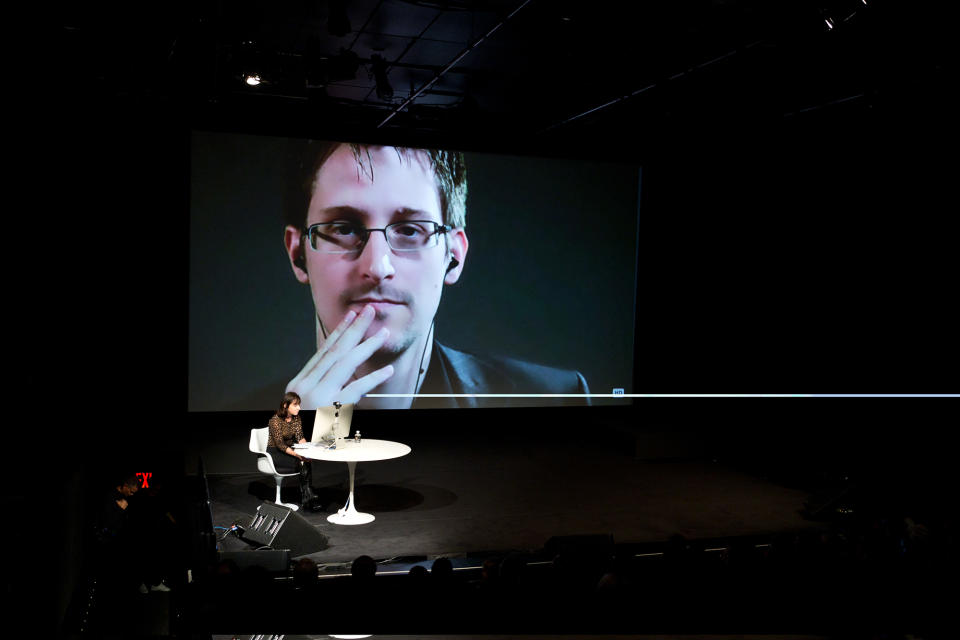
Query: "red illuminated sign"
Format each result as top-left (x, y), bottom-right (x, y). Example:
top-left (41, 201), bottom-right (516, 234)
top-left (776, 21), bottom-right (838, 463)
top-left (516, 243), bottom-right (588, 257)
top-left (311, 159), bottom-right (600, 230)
top-left (136, 472), bottom-right (152, 488)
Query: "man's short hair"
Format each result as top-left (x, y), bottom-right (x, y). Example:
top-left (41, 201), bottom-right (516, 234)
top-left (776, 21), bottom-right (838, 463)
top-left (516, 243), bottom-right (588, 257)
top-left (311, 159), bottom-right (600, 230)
top-left (284, 140), bottom-right (467, 230)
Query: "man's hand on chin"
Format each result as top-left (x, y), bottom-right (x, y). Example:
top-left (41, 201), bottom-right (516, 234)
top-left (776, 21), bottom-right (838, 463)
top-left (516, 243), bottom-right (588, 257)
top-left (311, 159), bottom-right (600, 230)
top-left (286, 304), bottom-right (395, 409)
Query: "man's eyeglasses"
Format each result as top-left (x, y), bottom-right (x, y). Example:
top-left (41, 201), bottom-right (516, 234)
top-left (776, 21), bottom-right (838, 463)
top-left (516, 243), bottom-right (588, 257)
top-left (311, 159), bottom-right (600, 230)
top-left (305, 220), bottom-right (451, 254)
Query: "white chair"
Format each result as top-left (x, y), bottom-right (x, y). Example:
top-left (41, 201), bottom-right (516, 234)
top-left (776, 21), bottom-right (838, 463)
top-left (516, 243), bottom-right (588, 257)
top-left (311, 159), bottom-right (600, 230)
top-left (249, 427), bottom-right (300, 511)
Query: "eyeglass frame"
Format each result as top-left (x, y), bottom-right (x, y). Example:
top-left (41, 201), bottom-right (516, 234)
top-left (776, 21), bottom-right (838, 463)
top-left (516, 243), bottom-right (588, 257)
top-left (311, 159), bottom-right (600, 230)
top-left (303, 220), bottom-right (453, 254)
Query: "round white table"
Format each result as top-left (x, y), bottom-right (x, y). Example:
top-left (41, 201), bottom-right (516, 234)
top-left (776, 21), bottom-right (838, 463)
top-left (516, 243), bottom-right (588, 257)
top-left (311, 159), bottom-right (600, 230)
top-left (298, 439), bottom-right (411, 525)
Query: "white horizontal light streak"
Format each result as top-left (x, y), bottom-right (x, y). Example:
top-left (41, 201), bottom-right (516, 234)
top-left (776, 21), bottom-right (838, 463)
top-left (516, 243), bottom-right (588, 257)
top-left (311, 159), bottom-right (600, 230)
top-left (366, 393), bottom-right (957, 398)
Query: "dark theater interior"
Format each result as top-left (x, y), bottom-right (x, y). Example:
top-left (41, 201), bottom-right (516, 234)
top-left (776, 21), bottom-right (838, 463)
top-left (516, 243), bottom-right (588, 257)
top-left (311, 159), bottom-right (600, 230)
top-left (17, 1), bottom-right (955, 638)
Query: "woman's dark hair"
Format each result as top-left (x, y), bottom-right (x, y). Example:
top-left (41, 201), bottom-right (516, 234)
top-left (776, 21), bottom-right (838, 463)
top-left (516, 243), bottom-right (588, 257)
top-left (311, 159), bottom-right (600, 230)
top-left (277, 391), bottom-right (302, 419)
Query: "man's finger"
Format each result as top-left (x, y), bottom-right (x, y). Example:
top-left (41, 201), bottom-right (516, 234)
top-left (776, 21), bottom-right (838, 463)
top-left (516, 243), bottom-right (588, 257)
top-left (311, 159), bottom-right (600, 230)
top-left (341, 364), bottom-right (395, 400)
top-left (318, 309), bottom-right (359, 353)
top-left (298, 306), bottom-right (378, 388)
top-left (287, 310), bottom-right (358, 390)
top-left (299, 326), bottom-right (389, 395)
top-left (326, 304), bottom-right (376, 356)
top-left (321, 326), bottom-right (391, 391)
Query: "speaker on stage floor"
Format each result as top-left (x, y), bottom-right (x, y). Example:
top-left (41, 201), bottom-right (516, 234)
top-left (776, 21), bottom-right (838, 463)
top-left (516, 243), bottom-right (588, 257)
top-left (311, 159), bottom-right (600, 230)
top-left (243, 501), bottom-right (329, 557)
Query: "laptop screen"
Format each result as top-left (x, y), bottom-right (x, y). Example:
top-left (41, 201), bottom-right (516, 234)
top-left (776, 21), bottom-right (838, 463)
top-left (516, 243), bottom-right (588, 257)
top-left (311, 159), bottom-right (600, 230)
top-left (311, 403), bottom-right (354, 442)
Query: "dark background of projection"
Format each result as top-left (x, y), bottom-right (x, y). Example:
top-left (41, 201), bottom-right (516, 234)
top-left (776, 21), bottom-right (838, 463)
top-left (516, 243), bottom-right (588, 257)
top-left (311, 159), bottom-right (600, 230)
top-left (188, 131), bottom-right (640, 412)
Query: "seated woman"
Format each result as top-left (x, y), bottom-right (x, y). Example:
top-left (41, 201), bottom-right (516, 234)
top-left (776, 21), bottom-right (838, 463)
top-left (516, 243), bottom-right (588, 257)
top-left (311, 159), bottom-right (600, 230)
top-left (266, 391), bottom-right (322, 511)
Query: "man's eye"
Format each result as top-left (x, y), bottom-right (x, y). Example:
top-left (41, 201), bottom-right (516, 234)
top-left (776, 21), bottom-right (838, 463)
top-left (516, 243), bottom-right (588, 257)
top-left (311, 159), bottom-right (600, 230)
top-left (392, 223), bottom-right (426, 237)
top-left (330, 223), bottom-right (359, 236)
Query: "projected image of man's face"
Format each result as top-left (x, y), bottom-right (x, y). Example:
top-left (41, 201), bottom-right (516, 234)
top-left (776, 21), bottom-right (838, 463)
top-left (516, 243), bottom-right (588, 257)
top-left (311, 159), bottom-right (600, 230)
top-left (302, 145), bottom-right (467, 363)
top-left (190, 132), bottom-right (639, 411)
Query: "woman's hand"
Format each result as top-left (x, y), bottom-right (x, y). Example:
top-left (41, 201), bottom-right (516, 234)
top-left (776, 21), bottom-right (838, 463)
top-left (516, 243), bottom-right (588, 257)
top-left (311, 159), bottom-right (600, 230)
top-left (286, 446), bottom-right (306, 461)
top-left (286, 305), bottom-right (395, 409)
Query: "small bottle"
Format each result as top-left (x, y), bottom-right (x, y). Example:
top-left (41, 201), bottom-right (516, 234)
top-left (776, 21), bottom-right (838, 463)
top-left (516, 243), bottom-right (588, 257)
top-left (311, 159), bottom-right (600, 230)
top-left (354, 430), bottom-right (361, 444)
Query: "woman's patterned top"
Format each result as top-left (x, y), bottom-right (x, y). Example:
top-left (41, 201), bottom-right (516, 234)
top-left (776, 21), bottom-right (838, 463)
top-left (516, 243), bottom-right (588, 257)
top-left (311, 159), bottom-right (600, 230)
top-left (267, 414), bottom-right (304, 450)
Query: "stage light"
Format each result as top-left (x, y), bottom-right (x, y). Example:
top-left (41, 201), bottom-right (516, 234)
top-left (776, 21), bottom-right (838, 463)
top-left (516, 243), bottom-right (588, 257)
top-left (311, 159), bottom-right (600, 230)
top-left (245, 74), bottom-right (261, 86)
top-left (824, 16), bottom-right (835, 30)
top-left (371, 54), bottom-right (393, 101)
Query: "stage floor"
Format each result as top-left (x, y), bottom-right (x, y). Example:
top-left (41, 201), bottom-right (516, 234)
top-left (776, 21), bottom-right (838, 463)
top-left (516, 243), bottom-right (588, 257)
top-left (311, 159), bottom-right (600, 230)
top-left (207, 431), bottom-right (824, 567)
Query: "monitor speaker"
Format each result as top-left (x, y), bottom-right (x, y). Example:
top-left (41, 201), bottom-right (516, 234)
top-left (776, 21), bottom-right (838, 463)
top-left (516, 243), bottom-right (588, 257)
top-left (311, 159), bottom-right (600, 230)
top-left (243, 501), bottom-right (329, 557)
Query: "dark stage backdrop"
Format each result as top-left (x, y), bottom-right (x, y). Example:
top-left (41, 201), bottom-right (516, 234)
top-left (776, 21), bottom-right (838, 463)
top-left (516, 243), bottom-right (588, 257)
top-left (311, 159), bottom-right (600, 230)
top-left (189, 131), bottom-right (639, 412)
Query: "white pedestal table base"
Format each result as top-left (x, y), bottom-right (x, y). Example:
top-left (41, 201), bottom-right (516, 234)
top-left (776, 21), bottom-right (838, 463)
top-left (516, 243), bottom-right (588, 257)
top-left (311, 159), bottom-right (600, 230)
top-left (327, 460), bottom-right (375, 525)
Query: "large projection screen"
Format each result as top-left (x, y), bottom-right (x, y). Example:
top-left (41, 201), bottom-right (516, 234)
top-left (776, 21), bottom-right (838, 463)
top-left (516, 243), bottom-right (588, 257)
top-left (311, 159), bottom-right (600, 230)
top-left (189, 131), bottom-right (640, 411)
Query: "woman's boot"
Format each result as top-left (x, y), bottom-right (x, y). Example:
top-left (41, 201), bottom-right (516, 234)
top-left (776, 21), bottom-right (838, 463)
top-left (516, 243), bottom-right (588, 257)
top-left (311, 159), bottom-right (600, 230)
top-left (299, 461), bottom-right (321, 511)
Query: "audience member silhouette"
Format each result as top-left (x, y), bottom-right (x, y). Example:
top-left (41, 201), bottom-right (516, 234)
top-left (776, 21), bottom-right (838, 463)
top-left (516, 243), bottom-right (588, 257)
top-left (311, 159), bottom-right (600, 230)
top-left (128, 472), bottom-right (177, 591)
top-left (428, 556), bottom-right (460, 599)
top-left (408, 564), bottom-right (429, 580)
top-left (404, 564), bottom-right (429, 601)
top-left (91, 472), bottom-right (175, 595)
top-left (351, 554), bottom-right (377, 579)
top-left (662, 533), bottom-right (693, 572)
top-left (214, 558), bottom-right (239, 579)
top-left (498, 551), bottom-right (527, 594)
top-left (549, 551), bottom-right (595, 598)
top-left (293, 557), bottom-right (319, 589)
top-left (349, 554), bottom-right (378, 597)
top-left (596, 553), bottom-right (633, 596)
top-left (469, 556), bottom-right (500, 597)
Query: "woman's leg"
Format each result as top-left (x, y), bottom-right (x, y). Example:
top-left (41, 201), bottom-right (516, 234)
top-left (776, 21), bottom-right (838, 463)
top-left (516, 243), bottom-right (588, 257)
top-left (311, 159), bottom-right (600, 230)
top-left (267, 447), bottom-right (320, 509)
top-left (299, 461), bottom-right (319, 508)
top-left (266, 447), bottom-right (299, 473)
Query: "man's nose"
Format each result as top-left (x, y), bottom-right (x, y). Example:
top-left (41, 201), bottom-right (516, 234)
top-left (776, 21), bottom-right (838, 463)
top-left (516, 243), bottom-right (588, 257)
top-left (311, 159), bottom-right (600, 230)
top-left (358, 230), bottom-right (396, 281)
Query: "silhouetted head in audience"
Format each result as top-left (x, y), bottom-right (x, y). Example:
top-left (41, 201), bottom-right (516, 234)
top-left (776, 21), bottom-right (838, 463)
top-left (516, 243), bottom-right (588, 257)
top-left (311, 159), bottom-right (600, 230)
top-left (239, 565), bottom-right (271, 586)
top-left (293, 557), bottom-right (319, 588)
top-left (598, 552), bottom-right (632, 592)
top-left (499, 551), bottom-right (527, 588)
top-left (215, 559), bottom-right (239, 578)
top-left (430, 556), bottom-right (454, 581)
top-left (351, 554), bottom-right (377, 580)
top-left (408, 565), bottom-right (429, 580)
top-left (725, 538), bottom-right (761, 574)
top-left (551, 552), bottom-right (597, 593)
top-left (480, 557), bottom-right (500, 584)
top-left (596, 569), bottom-right (621, 593)
top-left (664, 533), bottom-right (689, 562)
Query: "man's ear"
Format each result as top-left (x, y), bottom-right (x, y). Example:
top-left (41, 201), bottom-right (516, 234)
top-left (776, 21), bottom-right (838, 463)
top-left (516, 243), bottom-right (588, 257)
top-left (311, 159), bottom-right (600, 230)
top-left (443, 228), bottom-right (468, 285)
top-left (284, 225), bottom-right (310, 284)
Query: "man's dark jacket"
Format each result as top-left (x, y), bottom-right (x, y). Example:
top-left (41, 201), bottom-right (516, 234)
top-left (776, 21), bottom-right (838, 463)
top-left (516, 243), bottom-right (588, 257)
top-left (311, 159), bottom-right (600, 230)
top-left (413, 341), bottom-right (590, 408)
top-left (229, 341), bottom-right (590, 410)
